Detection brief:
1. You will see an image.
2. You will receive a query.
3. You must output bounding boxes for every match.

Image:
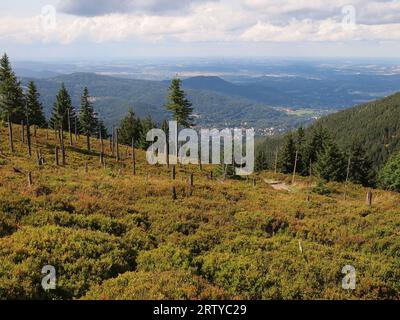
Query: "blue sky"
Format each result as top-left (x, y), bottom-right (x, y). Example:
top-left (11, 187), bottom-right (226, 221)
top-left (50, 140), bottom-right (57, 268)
top-left (1, 0), bottom-right (400, 60)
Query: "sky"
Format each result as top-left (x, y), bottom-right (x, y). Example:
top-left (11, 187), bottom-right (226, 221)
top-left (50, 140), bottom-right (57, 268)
top-left (1, 0), bottom-right (400, 60)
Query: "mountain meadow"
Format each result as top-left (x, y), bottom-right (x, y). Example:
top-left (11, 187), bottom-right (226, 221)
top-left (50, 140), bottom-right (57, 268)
top-left (0, 123), bottom-right (399, 300)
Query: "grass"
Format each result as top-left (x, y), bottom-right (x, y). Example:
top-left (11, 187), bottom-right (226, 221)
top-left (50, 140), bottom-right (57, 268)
top-left (0, 123), bottom-right (399, 300)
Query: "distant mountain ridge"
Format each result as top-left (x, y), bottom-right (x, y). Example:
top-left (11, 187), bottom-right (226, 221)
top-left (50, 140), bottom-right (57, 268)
top-left (21, 72), bottom-right (306, 133)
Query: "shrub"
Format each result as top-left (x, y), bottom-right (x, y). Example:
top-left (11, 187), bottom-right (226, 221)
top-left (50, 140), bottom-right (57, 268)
top-left (0, 226), bottom-right (132, 299)
top-left (82, 270), bottom-right (228, 300)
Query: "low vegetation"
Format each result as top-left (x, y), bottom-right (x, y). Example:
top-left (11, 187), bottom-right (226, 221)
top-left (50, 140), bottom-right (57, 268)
top-left (0, 124), bottom-right (399, 300)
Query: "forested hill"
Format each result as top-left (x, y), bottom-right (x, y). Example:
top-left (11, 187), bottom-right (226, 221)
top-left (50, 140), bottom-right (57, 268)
top-left (311, 92), bottom-right (400, 169)
top-left (20, 73), bottom-right (303, 133)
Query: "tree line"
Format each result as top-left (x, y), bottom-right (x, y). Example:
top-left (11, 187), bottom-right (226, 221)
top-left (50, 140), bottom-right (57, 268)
top-left (256, 126), bottom-right (374, 187)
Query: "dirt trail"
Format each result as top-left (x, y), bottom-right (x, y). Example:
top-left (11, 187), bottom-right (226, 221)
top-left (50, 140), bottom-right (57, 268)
top-left (263, 179), bottom-right (291, 191)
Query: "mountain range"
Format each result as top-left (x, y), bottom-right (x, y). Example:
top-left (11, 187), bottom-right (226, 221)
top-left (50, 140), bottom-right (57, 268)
top-left (21, 73), bottom-right (310, 134)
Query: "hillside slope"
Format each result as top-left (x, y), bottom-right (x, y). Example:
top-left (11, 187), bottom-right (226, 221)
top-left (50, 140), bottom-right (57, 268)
top-left (313, 92), bottom-right (400, 169)
top-left (0, 124), bottom-right (399, 300)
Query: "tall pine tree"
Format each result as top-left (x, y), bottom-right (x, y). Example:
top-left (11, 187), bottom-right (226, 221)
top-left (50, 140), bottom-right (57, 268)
top-left (279, 132), bottom-right (296, 174)
top-left (79, 87), bottom-right (97, 152)
top-left (118, 108), bottom-right (142, 147)
top-left (49, 83), bottom-right (73, 130)
top-left (165, 78), bottom-right (194, 128)
top-left (25, 81), bottom-right (47, 128)
top-left (0, 53), bottom-right (25, 123)
top-left (347, 140), bottom-right (374, 186)
top-left (315, 139), bottom-right (347, 182)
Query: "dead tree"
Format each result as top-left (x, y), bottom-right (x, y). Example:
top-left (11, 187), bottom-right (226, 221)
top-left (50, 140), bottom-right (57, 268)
top-left (27, 172), bottom-right (33, 187)
top-left (8, 115), bottom-right (14, 153)
top-left (74, 117), bottom-right (78, 143)
top-left (26, 120), bottom-right (32, 157)
top-left (274, 148), bottom-right (279, 174)
top-left (344, 156), bottom-right (351, 200)
top-left (189, 173), bottom-right (194, 188)
top-left (132, 138), bottom-right (136, 176)
top-left (172, 186), bottom-right (177, 200)
top-left (55, 146), bottom-right (59, 166)
top-left (60, 128), bottom-right (66, 166)
top-left (21, 120), bottom-right (25, 143)
top-left (67, 109), bottom-right (73, 146)
top-left (366, 191), bottom-right (373, 207)
top-left (115, 128), bottom-right (120, 162)
top-left (292, 150), bottom-right (298, 184)
top-left (171, 165), bottom-right (176, 180)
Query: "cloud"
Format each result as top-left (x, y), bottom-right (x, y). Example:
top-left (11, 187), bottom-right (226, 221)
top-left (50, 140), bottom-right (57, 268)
top-left (58, 0), bottom-right (218, 16)
top-left (1, 0), bottom-right (400, 45)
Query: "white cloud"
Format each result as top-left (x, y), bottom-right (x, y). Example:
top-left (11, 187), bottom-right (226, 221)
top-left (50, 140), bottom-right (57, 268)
top-left (1, 0), bottom-right (400, 45)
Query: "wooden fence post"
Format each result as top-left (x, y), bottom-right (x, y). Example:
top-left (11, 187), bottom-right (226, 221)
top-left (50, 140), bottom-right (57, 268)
top-left (132, 138), bottom-right (136, 176)
top-left (292, 150), bottom-right (298, 184)
top-left (366, 191), bottom-right (373, 206)
top-left (21, 120), bottom-right (25, 143)
top-left (189, 173), bottom-right (194, 187)
top-left (171, 165), bottom-right (176, 180)
top-left (8, 115), bottom-right (14, 153)
top-left (61, 128), bottom-right (66, 166)
top-left (27, 172), bottom-right (32, 187)
top-left (55, 146), bottom-right (59, 166)
top-left (172, 186), bottom-right (177, 200)
top-left (84, 161), bottom-right (88, 173)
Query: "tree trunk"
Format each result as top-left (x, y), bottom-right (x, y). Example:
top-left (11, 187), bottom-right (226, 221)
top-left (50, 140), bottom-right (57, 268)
top-left (21, 120), bottom-right (25, 143)
top-left (61, 128), bottom-right (66, 166)
top-left (26, 122), bottom-right (32, 157)
top-left (67, 109), bottom-right (73, 146)
top-left (86, 134), bottom-right (91, 152)
top-left (132, 137), bottom-right (136, 176)
top-left (55, 146), bottom-right (59, 166)
top-left (8, 115), bottom-right (14, 153)
top-left (115, 129), bottom-right (119, 162)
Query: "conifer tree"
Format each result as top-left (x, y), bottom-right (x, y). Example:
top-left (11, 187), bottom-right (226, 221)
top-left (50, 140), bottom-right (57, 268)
top-left (348, 140), bottom-right (374, 186)
top-left (138, 115), bottom-right (156, 149)
top-left (279, 132), bottom-right (296, 174)
top-left (118, 108), bottom-right (142, 147)
top-left (0, 53), bottom-right (25, 123)
top-left (79, 87), bottom-right (97, 151)
top-left (25, 81), bottom-right (47, 128)
top-left (378, 151), bottom-right (400, 192)
top-left (315, 139), bottom-right (347, 182)
top-left (165, 78), bottom-right (193, 128)
top-left (255, 151), bottom-right (269, 172)
top-left (303, 126), bottom-right (329, 176)
top-left (49, 83), bottom-right (74, 130)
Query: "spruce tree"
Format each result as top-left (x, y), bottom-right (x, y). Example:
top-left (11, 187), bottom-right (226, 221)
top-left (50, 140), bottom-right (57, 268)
top-left (255, 151), bottom-right (269, 172)
top-left (49, 83), bottom-right (73, 130)
top-left (347, 141), bottom-right (374, 186)
top-left (295, 126), bottom-right (306, 175)
top-left (118, 108), bottom-right (142, 147)
top-left (315, 139), bottom-right (347, 182)
top-left (378, 151), bottom-right (400, 192)
top-left (79, 87), bottom-right (97, 151)
top-left (304, 126), bottom-right (329, 175)
top-left (25, 81), bottom-right (47, 128)
top-left (165, 78), bottom-right (194, 128)
top-left (138, 115), bottom-right (156, 149)
top-left (279, 132), bottom-right (296, 174)
top-left (0, 53), bottom-right (25, 123)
